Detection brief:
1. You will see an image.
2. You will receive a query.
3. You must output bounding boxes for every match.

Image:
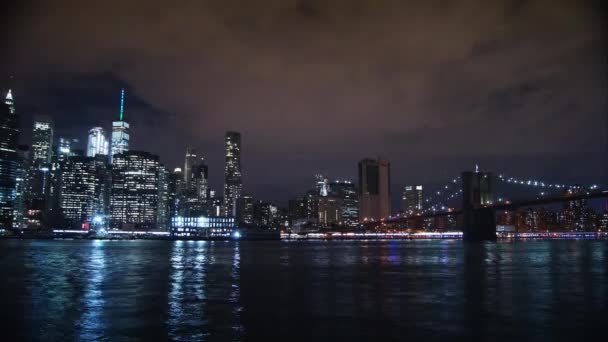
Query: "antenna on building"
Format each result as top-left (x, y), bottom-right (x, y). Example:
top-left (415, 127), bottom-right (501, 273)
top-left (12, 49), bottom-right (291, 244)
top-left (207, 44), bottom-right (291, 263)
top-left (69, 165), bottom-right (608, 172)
top-left (119, 88), bottom-right (125, 121)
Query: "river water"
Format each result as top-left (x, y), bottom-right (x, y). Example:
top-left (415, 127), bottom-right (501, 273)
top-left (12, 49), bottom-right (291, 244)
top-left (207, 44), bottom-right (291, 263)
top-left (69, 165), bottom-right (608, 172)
top-left (0, 239), bottom-right (606, 341)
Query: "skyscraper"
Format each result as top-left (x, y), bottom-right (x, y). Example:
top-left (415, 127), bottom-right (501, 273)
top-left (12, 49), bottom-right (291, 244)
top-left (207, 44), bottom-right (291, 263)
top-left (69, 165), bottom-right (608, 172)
top-left (111, 88), bottom-right (130, 163)
top-left (110, 151), bottom-right (160, 230)
top-left (31, 116), bottom-right (53, 166)
top-left (183, 146), bottom-right (197, 186)
top-left (56, 137), bottom-right (79, 161)
top-left (358, 158), bottom-right (391, 221)
top-left (87, 127), bottom-right (109, 157)
top-left (330, 180), bottom-right (359, 226)
top-left (223, 131), bottom-right (242, 217)
top-left (12, 145), bottom-right (29, 230)
top-left (401, 185), bottom-right (424, 214)
top-left (25, 116), bottom-right (54, 228)
top-left (59, 155), bottom-right (109, 229)
top-left (0, 90), bottom-right (19, 229)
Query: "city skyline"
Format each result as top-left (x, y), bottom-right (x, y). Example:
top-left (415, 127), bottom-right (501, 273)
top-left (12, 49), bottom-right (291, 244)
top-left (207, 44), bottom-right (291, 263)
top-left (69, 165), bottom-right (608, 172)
top-left (2, 0), bottom-right (606, 205)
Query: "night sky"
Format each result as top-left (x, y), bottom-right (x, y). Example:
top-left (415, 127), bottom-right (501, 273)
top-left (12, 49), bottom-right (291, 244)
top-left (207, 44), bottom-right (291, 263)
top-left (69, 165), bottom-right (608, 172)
top-left (2, 0), bottom-right (607, 205)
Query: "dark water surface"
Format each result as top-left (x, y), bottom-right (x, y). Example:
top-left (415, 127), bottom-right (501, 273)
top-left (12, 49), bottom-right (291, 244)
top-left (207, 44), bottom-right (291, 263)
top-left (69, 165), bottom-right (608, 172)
top-left (0, 239), bottom-right (606, 341)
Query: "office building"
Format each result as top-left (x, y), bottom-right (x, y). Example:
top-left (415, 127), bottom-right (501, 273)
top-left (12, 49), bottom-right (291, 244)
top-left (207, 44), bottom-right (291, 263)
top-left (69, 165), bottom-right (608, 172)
top-left (358, 158), bottom-right (391, 221)
top-left (87, 127), bottom-right (109, 158)
top-left (236, 194), bottom-right (255, 226)
top-left (223, 131), bottom-right (242, 217)
top-left (156, 166), bottom-right (170, 231)
top-left (0, 90), bottom-right (19, 229)
top-left (111, 88), bottom-right (130, 163)
top-left (12, 145), bottom-right (29, 230)
top-left (110, 151), bottom-right (160, 230)
top-left (31, 116), bottom-right (53, 166)
top-left (183, 146), bottom-right (197, 186)
top-left (401, 185), bottom-right (424, 214)
top-left (24, 116), bottom-right (54, 228)
top-left (330, 180), bottom-right (359, 226)
top-left (59, 155), bottom-right (110, 229)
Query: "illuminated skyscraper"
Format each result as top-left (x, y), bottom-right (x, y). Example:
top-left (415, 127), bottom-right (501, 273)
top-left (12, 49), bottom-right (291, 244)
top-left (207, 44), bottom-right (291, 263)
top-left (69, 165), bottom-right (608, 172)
top-left (31, 116), bottom-right (53, 166)
top-left (12, 145), bottom-right (29, 230)
top-left (111, 88), bottom-right (129, 163)
top-left (59, 155), bottom-right (110, 229)
top-left (358, 158), bottom-right (391, 221)
top-left (0, 90), bottom-right (19, 229)
top-left (87, 127), bottom-right (109, 157)
top-left (57, 137), bottom-right (79, 161)
top-left (110, 151), bottom-right (160, 230)
top-left (401, 185), bottom-right (424, 214)
top-left (330, 180), bottom-right (359, 226)
top-left (183, 146), bottom-right (197, 186)
top-left (223, 131), bottom-right (242, 217)
top-left (25, 116), bottom-right (54, 228)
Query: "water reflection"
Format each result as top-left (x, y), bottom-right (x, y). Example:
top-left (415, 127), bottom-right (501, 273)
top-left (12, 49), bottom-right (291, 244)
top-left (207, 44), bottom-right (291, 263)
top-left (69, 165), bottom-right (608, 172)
top-left (167, 240), bottom-right (209, 340)
top-left (78, 240), bottom-right (106, 340)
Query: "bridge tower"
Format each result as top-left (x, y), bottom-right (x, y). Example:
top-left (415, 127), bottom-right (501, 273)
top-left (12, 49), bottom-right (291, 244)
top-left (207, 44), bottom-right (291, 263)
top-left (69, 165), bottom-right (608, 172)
top-left (461, 170), bottom-right (496, 241)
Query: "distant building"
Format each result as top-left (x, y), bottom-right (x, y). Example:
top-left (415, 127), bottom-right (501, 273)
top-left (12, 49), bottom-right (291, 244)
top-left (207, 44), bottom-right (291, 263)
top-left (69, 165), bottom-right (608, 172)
top-left (111, 89), bottom-right (130, 163)
top-left (329, 180), bottom-right (359, 226)
top-left (31, 116), bottom-right (53, 165)
top-left (236, 194), bottom-right (255, 225)
top-left (0, 90), bottom-right (19, 229)
top-left (12, 145), bottom-right (29, 230)
top-left (24, 116), bottom-right (54, 228)
top-left (318, 196), bottom-right (341, 226)
top-left (358, 158), bottom-right (391, 221)
top-left (110, 151), bottom-right (160, 230)
top-left (171, 215), bottom-right (235, 238)
top-left (223, 131), bottom-right (242, 217)
top-left (401, 185), bottom-right (423, 214)
top-left (183, 146), bottom-right (197, 187)
top-left (86, 127), bottom-right (109, 158)
top-left (59, 155), bottom-right (110, 229)
top-left (57, 137), bottom-right (79, 161)
top-left (156, 167), bottom-right (170, 231)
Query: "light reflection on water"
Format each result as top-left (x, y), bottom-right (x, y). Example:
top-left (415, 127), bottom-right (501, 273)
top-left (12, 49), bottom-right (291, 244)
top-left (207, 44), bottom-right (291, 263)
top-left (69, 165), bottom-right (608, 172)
top-left (0, 239), bottom-right (606, 341)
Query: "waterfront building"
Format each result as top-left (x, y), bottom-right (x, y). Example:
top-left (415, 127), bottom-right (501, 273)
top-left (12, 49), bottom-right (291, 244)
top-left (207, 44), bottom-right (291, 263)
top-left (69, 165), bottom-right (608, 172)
top-left (111, 89), bottom-right (129, 163)
top-left (86, 127), bottom-right (109, 158)
top-left (110, 151), bottom-right (160, 230)
top-left (171, 215), bottom-right (236, 238)
top-left (223, 131), bottom-right (242, 217)
top-left (12, 145), bottom-right (29, 230)
top-left (0, 90), bottom-right (19, 229)
top-left (24, 116), bottom-right (54, 229)
top-left (358, 158), bottom-right (391, 221)
top-left (59, 155), bottom-right (110, 229)
top-left (156, 166), bottom-right (170, 231)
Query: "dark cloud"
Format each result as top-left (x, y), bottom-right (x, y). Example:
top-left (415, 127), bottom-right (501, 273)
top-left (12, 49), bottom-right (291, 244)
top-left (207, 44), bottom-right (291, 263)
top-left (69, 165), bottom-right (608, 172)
top-left (1, 0), bottom-right (606, 204)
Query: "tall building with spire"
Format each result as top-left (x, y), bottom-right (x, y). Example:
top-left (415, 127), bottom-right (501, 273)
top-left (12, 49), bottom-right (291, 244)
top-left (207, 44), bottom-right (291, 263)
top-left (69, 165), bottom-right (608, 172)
top-left (0, 89), bottom-right (19, 229)
top-left (111, 88), bottom-right (130, 163)
top-left (223, 131), bottom-right (242, 217)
